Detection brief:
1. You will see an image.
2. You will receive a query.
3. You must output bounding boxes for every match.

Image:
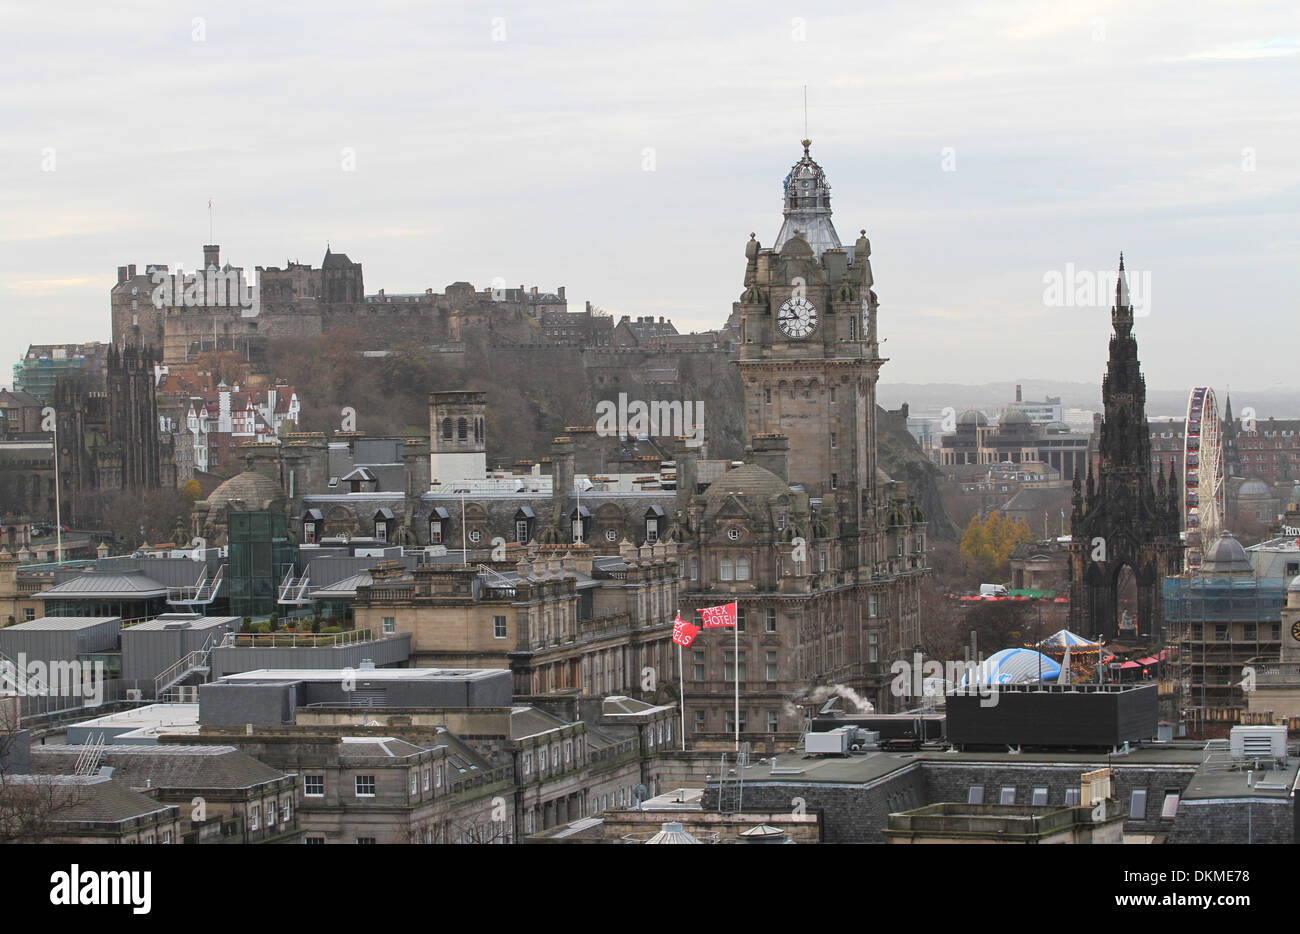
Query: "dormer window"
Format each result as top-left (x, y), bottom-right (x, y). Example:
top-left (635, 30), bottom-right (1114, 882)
top-left (513, 507), bottom-right (534, 544)
top-left (644, 505), bottom-right (665, 545)
top-left (428, 507), bottom-right (449, 545)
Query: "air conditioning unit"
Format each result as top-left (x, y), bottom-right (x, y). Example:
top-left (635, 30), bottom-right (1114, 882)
top-left (1229, 725), bottom-right (1286, 763)
top-left (126, 689), bottom-right (143, 702)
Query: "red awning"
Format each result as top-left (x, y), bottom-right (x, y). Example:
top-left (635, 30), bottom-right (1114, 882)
top-left (1119, 661), bottom-right (1142, 669)
top-left (1137, 656), bottom-right (1159, 665)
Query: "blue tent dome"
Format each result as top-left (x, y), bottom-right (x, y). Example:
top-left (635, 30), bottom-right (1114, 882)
top-left (960, 648), bottom-right (1060, 686)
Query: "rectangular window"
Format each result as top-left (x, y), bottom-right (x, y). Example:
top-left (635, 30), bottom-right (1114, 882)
top-left (382, 616), bottom-right (395, 635)
top-left (1161, 791), bottom-right (1180, 819)
top-left (692, 650), bottom-right (705, 681)
top-left (736, 608), bottom-right (746, 632)
top-left (830, 432), bottom-right (837, 449)
top-left (410, 773), bottom-right (418, 795)
top-left (694, 711), bottom-right (705, 732)
top-left (646, 518), bottom-right (658, 544)
top-left (356, 837), bottom-right (376, 845)
top-left (766, 608), bottom-right (776, 633)
top-left (430, 521), bottom-right (443, 544)
top-left (423, 768), bottom-right (431, 791)
top-left (268, 801), bottom-right (277, 825)
top-left (283, 798), bottom-right (291, 822)
top-left (355, 776), bottom-right (376, 797)
top-left (1032, 787), bottom-right (1048, 807)
top-left (305, 837), bottom-right (326, 845)
top-left (1064, 787), bottom-right (1081, 806)
top-left (1129, 789), bottom-right (1147, 819)
top-left (493, 615), bottom-right (507, 639)
top-left (967, 786), bottom-right (984, 805)
top-left (766, 651), bottom-right (778, 681)
top-left (1000, 787), bottom-right (1016, 805)
top-left (869, 594), bottom-right (879, 617)
top-left (830, 385), bottom-right (837, 403)
top-left (516, 519), bottom-right (528, 542)
top-left (766, 711), bottom-right (778, 732)
top-left (830, 473), bottom-right (838, 489)
top-left (23, 608), bottom-right (35, 621)
top-left (868, 632), bottom-right (879, 664)
top-left (304, 775), bottom-right (324, 797)
top-left (250, 806), bottom-right (259, 831)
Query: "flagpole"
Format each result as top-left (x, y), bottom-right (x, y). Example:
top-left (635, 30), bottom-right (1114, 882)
top-left (678, 641), bottom-right (686, 751)
top-left (734, 614), bottom-right (739, 752)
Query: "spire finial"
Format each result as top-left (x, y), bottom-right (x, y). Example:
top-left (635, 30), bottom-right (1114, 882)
top-left (801, 138), bottom-right (811, 156)
top-left (1118, 251), bottom-right (1125, 271)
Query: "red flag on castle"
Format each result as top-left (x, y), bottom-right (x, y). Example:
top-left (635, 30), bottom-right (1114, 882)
top-left (671, 612), bottom-right (700, 647)
top-left (698, 602), bottom-right (737, 629)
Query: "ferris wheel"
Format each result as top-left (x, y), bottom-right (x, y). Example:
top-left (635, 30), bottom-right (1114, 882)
top-left (1183, 386), bottom-right (1225, 569)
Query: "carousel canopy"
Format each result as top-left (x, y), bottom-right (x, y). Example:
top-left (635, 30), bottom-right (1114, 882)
top-left (1037, 629), bottom-right (1100, 648)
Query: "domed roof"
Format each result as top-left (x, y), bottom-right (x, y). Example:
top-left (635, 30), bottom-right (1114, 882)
top-left (1288, 574), bottom-right (1300, 593)
top-left (206, 469), bottom-right (286, 512)
top-left (1002, 409), bottom-right (1031, 426)
top-left (773, 140), bottom-right (842, 261)
top-left (957, 409), bottom-right (989, 427)
top-left (1238, 480), bottom-right (1270, 497)
top-left (702, 463), bottom-right (789, 514)
top-left (1200, 530), bottom-right (1252, 576)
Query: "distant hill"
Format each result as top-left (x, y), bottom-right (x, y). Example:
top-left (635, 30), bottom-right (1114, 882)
top-left (878, 381), bottom-right (1300, 421)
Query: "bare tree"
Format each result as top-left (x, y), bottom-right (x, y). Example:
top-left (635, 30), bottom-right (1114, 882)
top-left (0, 698), bottom-right (84, 843)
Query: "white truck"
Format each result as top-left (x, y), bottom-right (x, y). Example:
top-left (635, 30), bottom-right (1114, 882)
top-left (979, 583), bottom-right (1009, 598)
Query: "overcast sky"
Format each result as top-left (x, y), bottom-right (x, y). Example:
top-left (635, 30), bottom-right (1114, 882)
top-left (2, 1), bottom-right (1296, 405)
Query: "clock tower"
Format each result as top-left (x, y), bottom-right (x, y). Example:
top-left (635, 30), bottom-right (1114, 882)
top-left (736, 140), bottom-right (884, 564)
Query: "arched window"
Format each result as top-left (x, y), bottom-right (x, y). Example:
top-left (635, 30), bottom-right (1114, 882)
top-left (441, 417), bottom-right (453, 440)
top-left (457, 418), bottom-right (468, 441)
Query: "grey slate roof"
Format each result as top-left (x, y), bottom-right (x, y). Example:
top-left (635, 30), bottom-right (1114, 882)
top-left (510, 706), bottom-right (569, 740)
top-left (7, 774), bottom-right (175, 824)
top-left (31, 744), bottom-right (288, 791)
top-left (338, 737), bottom-right (427, 760)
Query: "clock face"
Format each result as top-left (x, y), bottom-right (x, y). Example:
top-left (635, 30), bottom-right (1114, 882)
top-left (1291, 620), bottom-right (1300, 642)
top-left (777, 296), bottom-right (818, 339)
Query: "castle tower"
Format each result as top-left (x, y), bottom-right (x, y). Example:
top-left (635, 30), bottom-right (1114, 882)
top-left (1068, 256), bottom-right (1184, 642)
top-left (428, 391), bottom-right (487, 487)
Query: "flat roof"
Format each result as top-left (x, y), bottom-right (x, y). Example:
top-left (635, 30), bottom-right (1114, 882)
top-left (124, 615), bottom-right (240, 631)
top-left (1180, 761), bottom-right (1300, 801)
top-left (219, 667), bottom-right (505, 683)
top-left (2, 615), bottom-right (120, 630)
top-left (67, 703), bottom-right (201, 738)
top-left (720, 744), bottom-right (1208, 787)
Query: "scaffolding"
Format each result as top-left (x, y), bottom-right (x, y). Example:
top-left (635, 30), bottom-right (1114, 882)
top-left (1162, 575), bottom-right (1285, 723)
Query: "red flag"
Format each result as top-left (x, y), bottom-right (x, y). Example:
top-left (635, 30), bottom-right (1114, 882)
top-left (698, 602), bottom-right (737, 629)
top-left (671, 612), bottom-right (700, 647)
